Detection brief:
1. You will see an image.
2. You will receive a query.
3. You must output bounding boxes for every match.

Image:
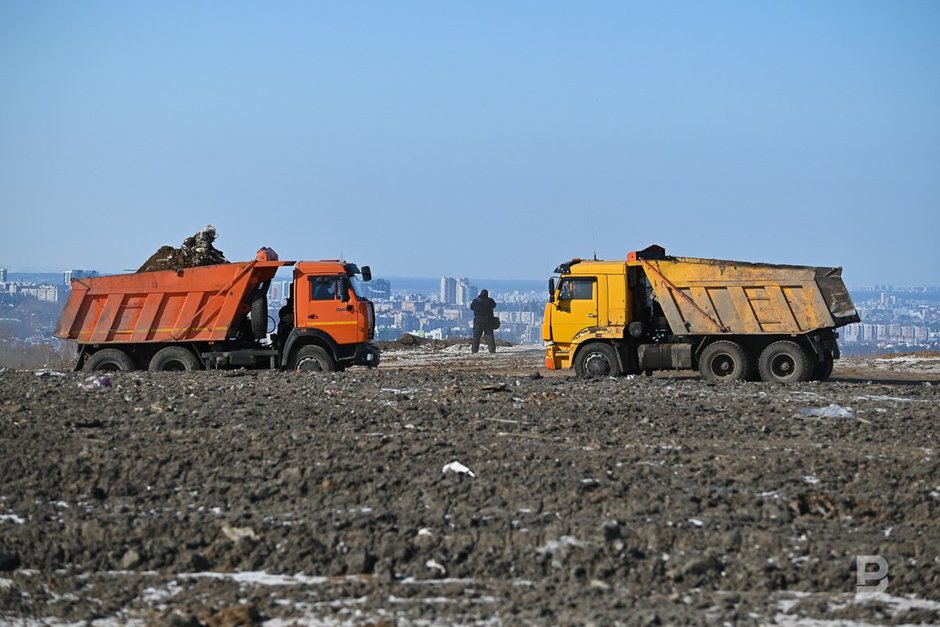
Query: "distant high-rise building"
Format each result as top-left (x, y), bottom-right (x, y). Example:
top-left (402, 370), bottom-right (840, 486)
top-left (456, 278), bottom-right (472, 306)
top-left (0, 267), bottom-right (7, 283)
top-left (440, 277), bottom-right (457, 305)
top-left (369, 279), bottom-right (391, 300)
top-left (65, 269), bottom-right (99, 285)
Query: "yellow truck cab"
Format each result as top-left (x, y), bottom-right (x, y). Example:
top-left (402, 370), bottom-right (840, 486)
top-left (542, 245), bottom-right (860, 383)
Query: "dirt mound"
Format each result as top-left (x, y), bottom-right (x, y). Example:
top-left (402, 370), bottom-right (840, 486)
top-left (879, 350), bottom-right (940, 359)
top-left (137, 225), bottom-right (228, 273)
top-left (377, 333), bottom-right (513, 351)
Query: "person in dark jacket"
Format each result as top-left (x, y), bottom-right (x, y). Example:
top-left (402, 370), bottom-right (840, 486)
top-left (470, 289), bottom-right (497, 353)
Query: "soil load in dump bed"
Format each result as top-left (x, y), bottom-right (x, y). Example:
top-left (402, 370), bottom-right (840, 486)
top-left (137, 225), bottom-right (228, 273)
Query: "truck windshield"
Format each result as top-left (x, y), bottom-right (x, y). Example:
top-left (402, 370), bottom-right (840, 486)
top-left (347, 276), bottom-right (364, 298)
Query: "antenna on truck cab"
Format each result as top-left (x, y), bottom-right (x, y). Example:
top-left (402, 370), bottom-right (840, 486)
top-left (590, 207), bottom-right (597, 261)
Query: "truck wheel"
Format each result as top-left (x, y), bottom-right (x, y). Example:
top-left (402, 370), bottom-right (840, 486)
top-left (574, 343), bottom-right (620, 378)
top-left (758, 341), bottom-right (812, 383)
top-left (85, 349), bottom-right (135, 372)
top-left (250, 290), bottom-right (268, 339)
top-left (291, 346), bottom-right (336, 373)
top-left (149, 346), bottom-right (201, 372)
top-left (698, 341), bottom-right (750, 383)
top-left (811, 354), bottom-right (834, 382)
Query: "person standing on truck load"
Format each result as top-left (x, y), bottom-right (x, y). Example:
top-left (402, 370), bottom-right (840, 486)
top-left (470, 289), bottom-right (498, 354)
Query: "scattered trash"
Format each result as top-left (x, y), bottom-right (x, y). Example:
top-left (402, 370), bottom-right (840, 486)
top-left (425, 559), bottom-right (447, 575)
top-left (34, 369), bottom-right (67, 378)
top-left (481, 383), bottom-right (509, 392)
top-left (417, 528), bottom-right (433, 537)
top-left (884, 526), bottom-right (893, 538)
top-left (803, 475), bottom-right (820, 485)
top-left (442, 461), bottom-right (476, 478)
top-left (221, 522), bottom-right (258, 543)
top-left (799, 404), bottom-right (855, 419)
top-left (536, 535), bottom-right (586, 555)
top-left (81, 375), bottom-right (112, 391)
top-left (688, 518), bottom-right (704, 527)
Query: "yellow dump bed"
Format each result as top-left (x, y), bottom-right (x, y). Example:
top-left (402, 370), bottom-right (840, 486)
top-left (635, 256), bottom-right (860, 336)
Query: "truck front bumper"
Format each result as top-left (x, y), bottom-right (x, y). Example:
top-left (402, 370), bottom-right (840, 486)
top-left (351, 342), bottom-right (381, 368)
top-left (544, 343), bottom-right (570, 370)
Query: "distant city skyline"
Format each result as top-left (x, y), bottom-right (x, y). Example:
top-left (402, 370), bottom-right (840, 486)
top-left (3, 267), bottom-right (940, 295)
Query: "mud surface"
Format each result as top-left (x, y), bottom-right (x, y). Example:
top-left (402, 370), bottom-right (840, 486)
top-left (1, 350), bottom-right (939, 625)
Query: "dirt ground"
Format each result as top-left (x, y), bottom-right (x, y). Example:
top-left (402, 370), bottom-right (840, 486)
top-left (1, 347), bottom-right (939, 625)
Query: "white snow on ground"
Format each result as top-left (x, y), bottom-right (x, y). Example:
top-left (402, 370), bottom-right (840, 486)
top-left (863, 355), bottom-right (940, 374)
top-left (16, 571), bottom-right (502, 626)
top-left (773, 591), bottom-right (940, 626)
top-left (380, 344), bottom-right (542, 368)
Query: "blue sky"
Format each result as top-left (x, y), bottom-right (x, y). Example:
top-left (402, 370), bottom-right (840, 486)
top-left (1, 1), bottom-right (938, 284)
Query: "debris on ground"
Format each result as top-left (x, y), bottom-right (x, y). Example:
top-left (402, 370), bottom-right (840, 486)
top-left (442, 460), bottom-right (476, 478)
top-left (34, 370), bottom-right (67, 378)
top-left (137, 225), bottom-right (228, 273)
top-left (81, 375), bottom-right (112, 391)
top-left (799, 403), bottom-right (855, 418)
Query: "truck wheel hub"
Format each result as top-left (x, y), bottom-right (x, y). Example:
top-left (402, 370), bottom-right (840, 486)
top-left (584, 353), bottom-right (610, 376)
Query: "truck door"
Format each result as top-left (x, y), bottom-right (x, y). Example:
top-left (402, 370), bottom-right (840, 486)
top-left (299, 275), bottom-right (359, 344)
top-left (551, 276), bottom-right (598, 344)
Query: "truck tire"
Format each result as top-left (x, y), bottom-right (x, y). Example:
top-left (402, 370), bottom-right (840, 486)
top-left (758, 341), bottom-right (812, 383)
top-left (149, 346), bottom-right (201, 372)
top-left (291, 345), bottom-right (336, 373)
top-left (698, 341), bottom-right (750, 383)
top-left (574, 343), bottom-right (620, 378)
top-left (85, 349), bottom-right (135, 372)
top-left (810, 354), bottom-right (834, 382)
top-left (250, 290), bottom-right (268, 339)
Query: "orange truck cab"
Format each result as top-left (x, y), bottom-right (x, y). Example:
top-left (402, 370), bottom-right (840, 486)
top-left (54, 248), bottom-right (379, 373)
top-left (278, 260), bottom-right (379, 372)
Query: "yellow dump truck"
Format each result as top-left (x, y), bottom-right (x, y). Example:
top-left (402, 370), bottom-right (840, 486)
top-left (542, 245), bottom-right (860, 382)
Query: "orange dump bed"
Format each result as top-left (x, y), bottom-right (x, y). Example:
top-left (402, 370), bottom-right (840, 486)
top-left (55, 260), bottom-right (290, 345)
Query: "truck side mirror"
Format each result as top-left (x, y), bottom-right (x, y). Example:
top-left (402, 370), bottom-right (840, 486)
top-left (339, 280), bottom-right (350, 302)
top-left (361, 266), bottom-right (372, 282)
top-left (548, 277), bottom-right (555, 303)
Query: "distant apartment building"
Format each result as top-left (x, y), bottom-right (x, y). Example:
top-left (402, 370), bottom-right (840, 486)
top-left (440, 277), bottom-right (457, 304)
top-left (0, 267), bottom-right (7, 283)
top-left (369, 279), bottom-right (391, 300)
top-left (18, 284), bottom-right (59, 303)
top-left (64, 269), bottom-right (99, 285)
top-left (456, 278), bottom-right (474, 306)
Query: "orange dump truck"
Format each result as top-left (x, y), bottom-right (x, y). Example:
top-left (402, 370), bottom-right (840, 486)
top-left (54, 248), bottom-right (379, 372)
